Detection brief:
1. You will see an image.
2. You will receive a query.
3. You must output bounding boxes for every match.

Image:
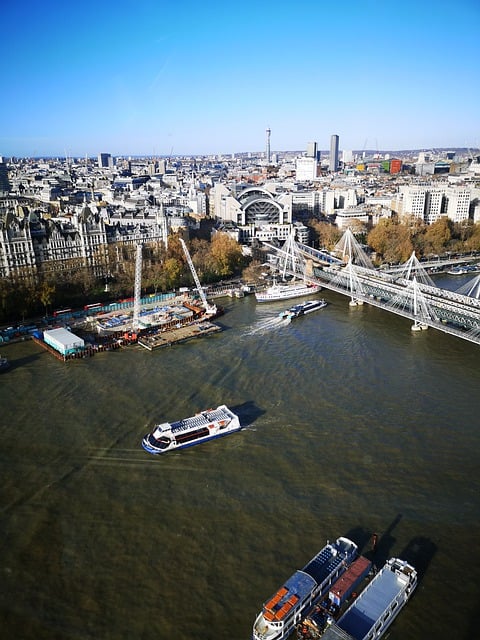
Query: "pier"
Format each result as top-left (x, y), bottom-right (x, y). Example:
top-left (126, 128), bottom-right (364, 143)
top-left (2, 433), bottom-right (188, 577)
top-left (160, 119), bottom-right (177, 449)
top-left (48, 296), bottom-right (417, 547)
top-left (137, 321), bottom-right (221, 350)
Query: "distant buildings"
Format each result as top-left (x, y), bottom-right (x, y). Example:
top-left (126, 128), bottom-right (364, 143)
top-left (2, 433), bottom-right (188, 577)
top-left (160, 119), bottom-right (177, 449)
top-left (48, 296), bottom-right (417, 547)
top-left (0, 145), bottom-right (479, 279)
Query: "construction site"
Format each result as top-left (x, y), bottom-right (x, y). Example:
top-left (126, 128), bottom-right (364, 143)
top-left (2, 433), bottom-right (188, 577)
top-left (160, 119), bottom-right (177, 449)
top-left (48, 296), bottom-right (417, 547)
top-left (33, 239), bottom-right (224, 360)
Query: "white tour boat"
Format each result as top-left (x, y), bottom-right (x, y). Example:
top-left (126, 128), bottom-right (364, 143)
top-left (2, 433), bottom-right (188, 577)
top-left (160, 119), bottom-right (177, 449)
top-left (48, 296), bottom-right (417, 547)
top-left (256, 280), bottom-right (321, 303)
top-left (141, 405), bottom-right (241, 454)
top-left (279, 299), bottom-right (327, 320)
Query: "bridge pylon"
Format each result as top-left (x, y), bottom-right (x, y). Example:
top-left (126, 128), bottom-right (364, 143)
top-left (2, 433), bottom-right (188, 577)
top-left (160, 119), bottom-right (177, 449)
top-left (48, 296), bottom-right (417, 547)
top-left (329, 258), bottom-right (366, 306)
top-left (335, 228), bottom-right (374, 269)
top-left (388, 276), bottom-right (436, 331)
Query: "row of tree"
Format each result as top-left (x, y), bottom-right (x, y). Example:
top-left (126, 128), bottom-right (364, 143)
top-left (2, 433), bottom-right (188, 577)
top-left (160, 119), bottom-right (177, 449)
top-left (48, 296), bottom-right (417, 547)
top-left (310, 216), bottom-right (480, 264)
top-left (0, 232), bottom-right (245, 324)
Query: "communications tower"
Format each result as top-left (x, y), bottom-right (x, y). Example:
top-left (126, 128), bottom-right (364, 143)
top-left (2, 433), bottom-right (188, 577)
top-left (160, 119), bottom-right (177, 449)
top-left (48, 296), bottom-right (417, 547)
top-left (266, 128), bottom-right (271, 164)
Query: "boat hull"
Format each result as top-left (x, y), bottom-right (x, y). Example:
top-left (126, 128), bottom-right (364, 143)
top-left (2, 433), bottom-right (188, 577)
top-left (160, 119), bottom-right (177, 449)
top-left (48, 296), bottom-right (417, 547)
top-left (256, 283), bottom-right (321, 303)
top-left (142, 424), bottom-right (242, 454)
top-left (280, 300), bottom-right (327, 320)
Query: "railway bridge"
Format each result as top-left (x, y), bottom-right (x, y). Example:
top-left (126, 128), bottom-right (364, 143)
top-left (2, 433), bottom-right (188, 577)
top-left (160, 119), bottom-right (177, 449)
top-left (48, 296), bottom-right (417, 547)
top-left (264, 230), bottom-right (480, 346)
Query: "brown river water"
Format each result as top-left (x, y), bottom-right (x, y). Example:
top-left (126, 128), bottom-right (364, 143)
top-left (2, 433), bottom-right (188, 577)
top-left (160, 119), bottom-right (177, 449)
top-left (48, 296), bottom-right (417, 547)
top-left (1, 274), bottom-right (479, 639)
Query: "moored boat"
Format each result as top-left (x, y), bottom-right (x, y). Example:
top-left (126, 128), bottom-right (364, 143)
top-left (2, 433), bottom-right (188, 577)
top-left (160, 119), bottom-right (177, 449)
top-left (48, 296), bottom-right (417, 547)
top-left (252, 537), bottom-right (358, 640)
top-left (0, 355), bottom-right (10, 372)
top-left (279, 299), bottom-right (327, 320)
top-left (296, 556), bottom-right (373, 639)
top-left (256, 280), bottom-right (321, 303)
top-left (447, 264), bottom-right (480, 275)
top-left (141, 404), bottom-right (241, 454)
top-left (301, 556), bottom-right (417, 640)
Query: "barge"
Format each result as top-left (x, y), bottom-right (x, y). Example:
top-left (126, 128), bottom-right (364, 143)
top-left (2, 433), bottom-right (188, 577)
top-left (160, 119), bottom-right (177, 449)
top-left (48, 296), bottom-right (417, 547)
top-left (297, 556), bottom-right (373, 639)
top-left (252, 537), bottom-right (358, 640)
top-left (302, 557), bottom-right (417, 640)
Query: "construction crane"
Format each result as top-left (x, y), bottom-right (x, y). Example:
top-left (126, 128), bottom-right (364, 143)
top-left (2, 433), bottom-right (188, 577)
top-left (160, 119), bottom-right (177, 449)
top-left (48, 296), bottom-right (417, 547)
top-left (179, 238), bottom-right (217, 316)
top-left (132, 236), bottom-right (143, 330)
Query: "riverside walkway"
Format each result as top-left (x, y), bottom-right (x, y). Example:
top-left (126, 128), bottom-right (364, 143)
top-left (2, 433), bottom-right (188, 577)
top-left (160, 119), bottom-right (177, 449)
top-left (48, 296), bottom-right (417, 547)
top-left (266, 230), bottom-right (480, 346)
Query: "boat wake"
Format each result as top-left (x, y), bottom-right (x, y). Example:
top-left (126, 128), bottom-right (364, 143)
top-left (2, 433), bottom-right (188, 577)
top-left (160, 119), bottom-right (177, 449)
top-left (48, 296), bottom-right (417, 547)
top-left (243, 316), bottom-right (289, 336)
top-left (82, 448), bottom-right (154, 467)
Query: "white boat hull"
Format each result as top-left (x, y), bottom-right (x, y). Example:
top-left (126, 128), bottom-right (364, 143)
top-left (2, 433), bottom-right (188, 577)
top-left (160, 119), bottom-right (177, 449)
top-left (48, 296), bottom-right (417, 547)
top-left (256, 282), bottom-right (321, 303)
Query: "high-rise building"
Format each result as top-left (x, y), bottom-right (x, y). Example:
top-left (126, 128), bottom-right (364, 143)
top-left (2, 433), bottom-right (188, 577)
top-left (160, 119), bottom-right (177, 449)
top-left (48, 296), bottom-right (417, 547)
top-left (329, 135), bottom-right (339, 172)
top-left (98, 153), bottom-right (113, 169)
top-left (0, 159), bottom-right (10, 195)
top-left (306, 141), bottom-right (318, 159)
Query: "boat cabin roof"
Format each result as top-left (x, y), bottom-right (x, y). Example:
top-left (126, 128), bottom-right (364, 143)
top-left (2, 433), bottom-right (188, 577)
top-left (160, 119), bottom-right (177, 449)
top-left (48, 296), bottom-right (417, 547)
top-left (336, 565), bottom-right (407, 639)
top-left (263, 571), bottom-right (315, 620)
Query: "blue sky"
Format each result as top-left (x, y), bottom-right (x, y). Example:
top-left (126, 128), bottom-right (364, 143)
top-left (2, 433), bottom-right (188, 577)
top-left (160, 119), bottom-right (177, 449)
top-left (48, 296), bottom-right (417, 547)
top-left (2, 0), bottom-right (479, 157)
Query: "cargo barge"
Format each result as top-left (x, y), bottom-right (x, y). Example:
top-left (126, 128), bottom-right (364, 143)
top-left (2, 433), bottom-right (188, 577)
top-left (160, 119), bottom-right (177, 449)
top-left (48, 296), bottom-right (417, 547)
top-left (299, 557), bottom-right (417, 640)
top-left (252, 537), bottom-right (358, 640)
top-left (297, 556), bottom-right (373, 639)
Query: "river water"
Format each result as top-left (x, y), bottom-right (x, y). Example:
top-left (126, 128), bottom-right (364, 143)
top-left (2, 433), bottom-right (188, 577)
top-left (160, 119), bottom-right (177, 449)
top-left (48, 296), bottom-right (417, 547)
top-left (1, 273), bottom-right (479, 640)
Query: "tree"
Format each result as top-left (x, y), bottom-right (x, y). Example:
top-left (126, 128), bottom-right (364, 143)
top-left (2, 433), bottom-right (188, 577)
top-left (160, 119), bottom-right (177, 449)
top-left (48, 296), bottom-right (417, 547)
top-left (209, 233), bottom-right (244, 277)
top-left (309, 220), bottom-right (342, 249)
top-left (161, 257), bottom-right (183, 290)
top-left (423, 217), bottom-right (452, 255)
top-left (190, 238), bottom-right (214, 282)
top-left (367, 219), bottom-right (413, 263)
top-left (0, 277), bottom-right (13, 323)
top-left (242, 259), bottom-right (266, 284)
top-left (465, 222), bottom-right (480, 251)
top-left (38, 280), bottom-right (56, 317)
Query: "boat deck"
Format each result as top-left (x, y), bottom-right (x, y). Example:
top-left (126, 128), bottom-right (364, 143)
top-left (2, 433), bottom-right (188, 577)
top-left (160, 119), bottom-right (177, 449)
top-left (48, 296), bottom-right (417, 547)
top-left (169, 407), bottom-right (233, 433)
top-left (137, 321), bottom-right (221, 350)
top-left (320, 561), bottom-right (414, 640)
top-left (337, 569), bottom-right (404, 639)
top-left (303, 548), bottom-right (345, 585)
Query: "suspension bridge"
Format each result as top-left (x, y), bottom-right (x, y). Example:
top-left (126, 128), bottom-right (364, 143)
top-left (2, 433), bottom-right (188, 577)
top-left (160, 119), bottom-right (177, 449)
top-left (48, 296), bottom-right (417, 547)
top-left (264, 230), bottom-right (480, 346)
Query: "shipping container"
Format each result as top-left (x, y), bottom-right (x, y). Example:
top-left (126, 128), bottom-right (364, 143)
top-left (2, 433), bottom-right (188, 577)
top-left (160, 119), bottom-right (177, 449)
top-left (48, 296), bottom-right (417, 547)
top-left (328, 556), bottom-right (372, 607)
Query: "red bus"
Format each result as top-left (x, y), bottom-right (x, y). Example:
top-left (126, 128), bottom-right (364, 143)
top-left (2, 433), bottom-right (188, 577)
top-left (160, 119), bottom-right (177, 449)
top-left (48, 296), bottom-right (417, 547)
top-left (53, 308), bottom-right (72, 317)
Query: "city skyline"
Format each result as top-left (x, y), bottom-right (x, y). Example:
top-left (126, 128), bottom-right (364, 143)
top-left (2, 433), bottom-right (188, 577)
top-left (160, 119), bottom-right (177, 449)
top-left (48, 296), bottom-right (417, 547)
top-left (2, 0), bottom-right (479, 158)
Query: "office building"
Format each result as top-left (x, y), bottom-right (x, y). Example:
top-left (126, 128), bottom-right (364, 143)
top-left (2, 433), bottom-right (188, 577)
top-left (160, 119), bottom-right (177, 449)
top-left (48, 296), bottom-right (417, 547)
top-left (306, 142), bottom-right (318, 159)
top-left (98, 153), bottom-right (114, 169)
top-left (329, 134), bottom-right (339, 172)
